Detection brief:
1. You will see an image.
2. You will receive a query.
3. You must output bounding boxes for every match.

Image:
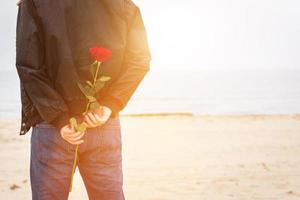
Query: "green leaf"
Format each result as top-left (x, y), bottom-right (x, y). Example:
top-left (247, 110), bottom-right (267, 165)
top-left (86, 95), bottom-right (97, 102)
top-left (90, 101), bottom-right (101, 111)
top-left (76, 123), bottom-right (87, 132)
top-left (84, 85), bottom-right (95, 96)
top-left (69, 117), bottom-right (77, 127)
top-left (77, 82), bottom-right (86, 95)
top-left (98, 76), bottom-right (111, 82)
top-left (94, 80), bottom-right (105, 92)
top-left (77, 82), bottom-right (95, 97)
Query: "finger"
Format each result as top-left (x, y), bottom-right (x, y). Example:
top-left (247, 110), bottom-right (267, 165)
top-left (93, 113), bottom-right (102, 122)
top-left (88, 112), bottom-right (99, 124)
top-left (93, 113), bottom-right (104, 125)
top-left (99, 113), bottom-right (110, 123)
top-left (102, 106), bottom-right (112, 117)
top-left (67, 131), bottom-right (85, 142)
top-left (85, 114), bottom-right (95, 125)
top-left (84, 114), bottom-right (96, 127)
top-left (64, 126), bottom-right (76, 135)
top-left (63, 132), bottom-right (85, 143)
top-left (64, 130), bottom-right (85, 140)
top-left (68, 139), bottom-right (84, 145)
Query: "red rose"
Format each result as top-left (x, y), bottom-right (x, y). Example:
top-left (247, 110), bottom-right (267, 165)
top-left (89, 46), bottom-right (112, 62)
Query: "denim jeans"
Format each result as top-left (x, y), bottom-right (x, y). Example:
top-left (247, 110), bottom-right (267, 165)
top-left (30, 116), bottom-right (125, 200)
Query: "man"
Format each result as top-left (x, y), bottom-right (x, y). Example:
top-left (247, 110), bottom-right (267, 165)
top-left (15, 0), bottom-right (151, 199)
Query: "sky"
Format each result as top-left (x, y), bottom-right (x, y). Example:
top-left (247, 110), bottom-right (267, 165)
top-left (1, 0), bottom-right (300, 71)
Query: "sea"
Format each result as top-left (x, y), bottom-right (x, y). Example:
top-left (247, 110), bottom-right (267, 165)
top-left (1, 68), bottom-right (300, 119)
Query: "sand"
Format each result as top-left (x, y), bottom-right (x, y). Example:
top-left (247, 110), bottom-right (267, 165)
top-left (0, 114), bottom-right (300, 200)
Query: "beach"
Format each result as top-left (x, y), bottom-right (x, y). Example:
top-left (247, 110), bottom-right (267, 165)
top-left (1, 114), bottom-right (300, 200)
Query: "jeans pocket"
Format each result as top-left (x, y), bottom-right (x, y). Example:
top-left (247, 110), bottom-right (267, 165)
top-left (33, 121), bottom-right (70, 165)
top-left (97, 117), bottom-right (122, 165)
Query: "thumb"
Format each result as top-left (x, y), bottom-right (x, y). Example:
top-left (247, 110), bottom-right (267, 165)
top-left (103, 106), bottom-right (112, 117)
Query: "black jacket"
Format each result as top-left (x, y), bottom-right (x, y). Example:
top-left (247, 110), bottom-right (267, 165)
top-left (15, 0), bottom-right (151, 135)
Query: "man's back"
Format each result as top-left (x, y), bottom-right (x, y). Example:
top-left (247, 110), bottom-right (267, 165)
top-left (16, 0), bottom-right (151, 135)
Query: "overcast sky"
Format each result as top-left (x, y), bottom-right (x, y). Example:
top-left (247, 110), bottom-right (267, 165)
top-left (1, 0), bottom-right (300, 71)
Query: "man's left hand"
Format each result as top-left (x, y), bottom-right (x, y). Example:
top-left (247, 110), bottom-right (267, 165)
top-left (83, 105), bottom-right (112, 128)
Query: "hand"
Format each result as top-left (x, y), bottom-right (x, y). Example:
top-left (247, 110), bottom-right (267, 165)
top-left (83, 105), bottom-right (112, 128)
top-left (59, 123), bottom-right (85, 145)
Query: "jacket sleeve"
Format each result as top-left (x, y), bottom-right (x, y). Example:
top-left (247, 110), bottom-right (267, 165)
top-left (16, 0), bottom-right (70, 131)
top-left (98, 3), bottom-right (152, 117)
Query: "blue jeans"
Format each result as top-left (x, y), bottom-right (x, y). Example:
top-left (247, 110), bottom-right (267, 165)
top-left (30, 116), bottom-right (125, 200)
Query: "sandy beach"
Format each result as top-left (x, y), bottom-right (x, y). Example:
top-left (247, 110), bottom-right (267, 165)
top-left (0, 114), bottom-right (300, 200)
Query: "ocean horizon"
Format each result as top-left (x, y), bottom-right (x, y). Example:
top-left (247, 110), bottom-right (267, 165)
top-left (1, 68), bottom-right (300, 120)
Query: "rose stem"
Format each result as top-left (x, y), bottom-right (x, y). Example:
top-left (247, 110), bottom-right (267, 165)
top-left (69, 61), bottom-right (102, 192)
top-left (93, 61), bottom-right (101, 84)
top-left (69, 96), bottom-right (90, 192)
top-left (69, 144), bottom-right (79, 192)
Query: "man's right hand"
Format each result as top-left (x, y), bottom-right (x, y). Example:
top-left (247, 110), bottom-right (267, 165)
top-left (59, 123), bottom-right (85, 145)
